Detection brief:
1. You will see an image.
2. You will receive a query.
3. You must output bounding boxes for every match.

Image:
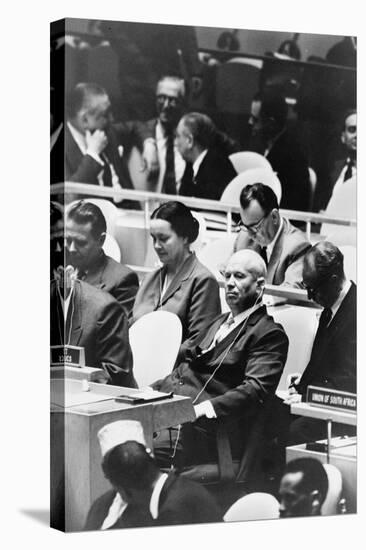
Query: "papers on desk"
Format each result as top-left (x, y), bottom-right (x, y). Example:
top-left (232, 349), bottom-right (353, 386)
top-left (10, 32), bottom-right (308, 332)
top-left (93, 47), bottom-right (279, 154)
top-left (51, 386), bottom-right (114, 408)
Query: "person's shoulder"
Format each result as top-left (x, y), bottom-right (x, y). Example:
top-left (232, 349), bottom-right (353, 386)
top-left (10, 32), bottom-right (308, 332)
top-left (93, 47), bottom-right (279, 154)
top-left (282, 218), bottom-right (310, 246)
top-left (191, 255), bottom-right (219, 282)
top-left (104, 255), bottom-right (138, 282)
top-left (79, 279), bottom-right (120, 309)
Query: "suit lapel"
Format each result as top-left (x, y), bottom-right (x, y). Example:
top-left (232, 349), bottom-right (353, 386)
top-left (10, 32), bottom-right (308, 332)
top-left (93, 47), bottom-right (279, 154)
top-left (67, 281), bottom-right (82, 346)
top-left (65, 124), bottom-right (84, 173)
top-left (159, 254), bottom-right (196, 306)
top-left (267, 220), bottom-right (286, 283)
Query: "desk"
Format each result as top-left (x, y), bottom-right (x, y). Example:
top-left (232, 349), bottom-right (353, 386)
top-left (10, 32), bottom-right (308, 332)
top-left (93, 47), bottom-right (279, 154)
top-left (291, 402), bottom-right (357, 426)
top-left (51, 379), bottom-right (195, 532)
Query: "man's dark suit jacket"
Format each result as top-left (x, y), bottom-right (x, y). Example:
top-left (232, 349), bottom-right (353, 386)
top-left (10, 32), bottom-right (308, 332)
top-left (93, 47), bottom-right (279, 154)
top-left (297, 282), bottom-right (356, 396)
top-left (84, 471), bottom-right (221, 530)
top-left (154, 305), bottom-right (288, 453)
top-left (51, 121), bottom-right (151, 188)
top-left (265, 130), bottom-right (310, 212)
top-left (179, 148), bottom-right (237, 201)
top-left (234, 217), bottom-right (311, 287)
top-left (50, 279), bottom-right (136, 387)
top-left (81, 252), bottom-right (139, 320)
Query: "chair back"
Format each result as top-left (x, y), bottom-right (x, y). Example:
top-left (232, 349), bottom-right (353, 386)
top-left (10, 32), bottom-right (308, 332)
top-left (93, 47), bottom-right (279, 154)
top-left (322, 464), bottom-right (343, 516)
top-left (229, 151), bottom-right (272, 174)
top-left (224, 492), bottom-right (280, 522)
top-left (321, 175), bottom-right (356, 246)
top-left (190, 211), bottom-right (207, 253)
top-left (308, 167), bottom-right (317, 211)
top-left (129, 311), bottom-right (182, 388)
top-left (67, 198), bottom-right (119, 237)
top-left (339, 245), bottom-right (357, 282)
top-left (220, 168), bottom-right (282, 205)
top-left (270, 305), bottom-right (319, 392)
top-left (103, 233), bottom-right (121, 263)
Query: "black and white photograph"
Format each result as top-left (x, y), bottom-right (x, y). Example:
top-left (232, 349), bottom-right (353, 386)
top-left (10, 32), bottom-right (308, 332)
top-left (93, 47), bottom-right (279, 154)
top-left (3, 1), bottom-right (364, 549)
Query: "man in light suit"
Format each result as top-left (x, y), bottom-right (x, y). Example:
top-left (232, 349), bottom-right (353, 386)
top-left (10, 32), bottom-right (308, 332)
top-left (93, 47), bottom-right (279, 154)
top-left (284, 241), bottom-right (356, 444)
top-left (85, 420), bottom-right (221, 530)
top-left (51, 82), bottom-right (157, 202)
top-left (235, 183), bottom-right (311, 287)
top-left (66, 200), bottom-right (138, 319)
top-left (152, 249), bottom-right (289, 468)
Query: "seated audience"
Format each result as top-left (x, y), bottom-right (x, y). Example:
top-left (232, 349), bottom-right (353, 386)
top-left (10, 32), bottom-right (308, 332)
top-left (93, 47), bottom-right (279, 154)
top-left (177, 112), bottom-right (238, 200)
top-left (51, 202), bottom-right (135, 387)
top-left (85, 420), bottom-right (222, 530)
top-left (279, 458), bottom-right (328, 518)
top-left (51, 82), bottom-right (157, 194)
top-left (247, 91), bottom-right (310, 212)
top-left (324, 109), bottom-right (357, 209)
top-left (133, 201), bottom-right (221, 363)
top-left (284, 241), bottom-right (356, 444)
top-left (66, 200), bottom-right (138, 319)
top-left (135, 75), bottom-right (239, 195)
top-left (235, 183), bottom-right (311, 287)
top-left (152, 249), bottom-right (288, 468)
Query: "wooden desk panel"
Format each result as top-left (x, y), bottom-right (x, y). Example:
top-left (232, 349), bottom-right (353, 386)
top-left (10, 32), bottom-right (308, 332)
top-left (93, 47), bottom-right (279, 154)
top-left (51, 379), bottom-right (195, 532)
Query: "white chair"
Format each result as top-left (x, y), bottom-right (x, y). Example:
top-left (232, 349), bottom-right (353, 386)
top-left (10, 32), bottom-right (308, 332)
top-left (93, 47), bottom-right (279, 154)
top-left (229, 151), bottom-right (273, 174)
top-left (85, 198), bottom-right (119, 237)
top-left (103, 233), bottom-right (121, 263)
top-left (308, 167), bottom-right (317, 211)
top-left (197, 234), bottom-right (236, 278)
top-left (322, 464), bottom-right (343, 516)
top-left (129, 311), bottom-right (182, 388)
top-left (220, 168), bottom-right (282, 206)
top-left (271, 305), bottom-right (319, 392)
top-left (339, 245), bottom-right (357, 282)
top-left (321, 175), bottom-right (356, 247)
top-left (66, 198), bottom-right (119, 238)
top-left (224, 492), bottom-right (280, 522)
top-left (190, 211), bottom-right (207, 254)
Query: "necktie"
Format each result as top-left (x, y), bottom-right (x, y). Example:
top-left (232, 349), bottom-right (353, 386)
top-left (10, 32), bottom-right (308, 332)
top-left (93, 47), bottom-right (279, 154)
top-left (319, 307), bottom-right (333, 329)
top-left (101, 153), bottom-right (113, 187)
top-left (343, 158), bottom-right (354, 182)
top-left (260, 246), bottom-right (268, 266)
top-left (162, 132), bottom-right (176, 194)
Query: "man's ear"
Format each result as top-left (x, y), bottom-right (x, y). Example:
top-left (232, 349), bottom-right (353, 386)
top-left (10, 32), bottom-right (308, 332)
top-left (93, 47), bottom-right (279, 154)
top-left (341, 131), bottom-right (346, 145)
top-left (99, 232), bottom-right (106, 247)
top-left (257, 276), bottom-right (265, 293)
top-left (310, 489), bottom-right (321, 514)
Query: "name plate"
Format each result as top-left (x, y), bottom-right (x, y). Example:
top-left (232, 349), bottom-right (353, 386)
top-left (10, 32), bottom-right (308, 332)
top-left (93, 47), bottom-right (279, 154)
top-left (306, 386), bottom-right (357, 413)
top-left (50, 345), bottom-right (85, 368)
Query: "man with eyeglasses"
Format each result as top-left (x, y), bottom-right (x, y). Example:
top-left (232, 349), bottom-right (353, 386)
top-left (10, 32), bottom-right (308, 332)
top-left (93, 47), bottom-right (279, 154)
top-left (284, 241), bottom-right (356, 444)
top-left (235, 183), bottom-right (311, 287)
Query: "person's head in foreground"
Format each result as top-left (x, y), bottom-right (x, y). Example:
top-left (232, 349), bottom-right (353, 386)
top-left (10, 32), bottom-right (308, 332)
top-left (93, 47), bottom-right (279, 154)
top-left (279, 458), bottom-right (328, 518)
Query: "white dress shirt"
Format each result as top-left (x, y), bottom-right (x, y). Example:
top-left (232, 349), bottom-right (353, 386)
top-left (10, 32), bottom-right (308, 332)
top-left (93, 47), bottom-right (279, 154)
top-left (155, 121), bottom-right (186, 193)
top-left (192, 149), bottom-right (208, 179)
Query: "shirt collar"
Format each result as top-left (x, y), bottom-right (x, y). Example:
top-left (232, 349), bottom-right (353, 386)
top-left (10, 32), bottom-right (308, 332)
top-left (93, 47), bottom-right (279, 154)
top-left (229, 301), bottom-right (263, 327)
top-left (67, 121), bottom-right (87, 154)
top-left (149, 472), bottom-right (169, 520)
top-left (101, 492), bottom-right (128, 530)
top-left (193, 149), bottom-right (208, 177)
top-left (331, 280), bottom-right (352, 320)
top-left (267, 216), bottom-right (283, 259)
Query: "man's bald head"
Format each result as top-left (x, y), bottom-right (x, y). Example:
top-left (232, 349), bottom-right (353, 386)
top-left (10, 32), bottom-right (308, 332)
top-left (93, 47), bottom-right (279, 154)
top-left (223, 250), bottom-right (266, 315)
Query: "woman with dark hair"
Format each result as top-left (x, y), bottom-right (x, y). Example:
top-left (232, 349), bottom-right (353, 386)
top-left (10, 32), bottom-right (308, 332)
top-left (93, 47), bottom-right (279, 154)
top-left (133, 201), bottom-right (221, 364)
